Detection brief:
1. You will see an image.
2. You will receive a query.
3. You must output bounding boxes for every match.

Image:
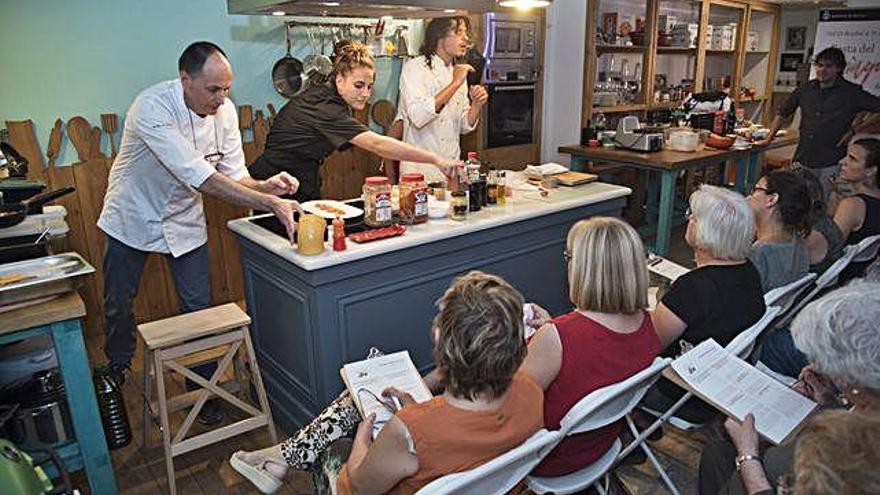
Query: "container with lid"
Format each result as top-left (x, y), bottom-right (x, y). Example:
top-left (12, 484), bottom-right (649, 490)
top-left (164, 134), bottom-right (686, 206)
top-left (297, 214), bottom-right (326, 256)
top-left (450, 191), bottom-right (468, 221)
top-left (363, 176), bottom-right (393, 228)
top-left (399, 173), bottom-right (428, 224)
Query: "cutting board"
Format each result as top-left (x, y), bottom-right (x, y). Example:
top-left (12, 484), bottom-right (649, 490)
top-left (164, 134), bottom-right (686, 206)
top-left (555, 171), bottom-right (598, 186)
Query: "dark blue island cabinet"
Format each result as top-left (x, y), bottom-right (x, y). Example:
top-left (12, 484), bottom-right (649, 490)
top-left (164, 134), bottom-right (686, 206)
top-left (228, 183), bottom-right (630, 432)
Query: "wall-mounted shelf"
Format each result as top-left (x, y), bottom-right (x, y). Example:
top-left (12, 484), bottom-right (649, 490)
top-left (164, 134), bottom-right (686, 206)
top-left (596, 45), bottom-right (649, 54)
top-left (650, 101), bottom-right (686, 110)
top-left (657, 47), bottom-right (697, 54)
top-left (592, 104), bottom-right (648, 113)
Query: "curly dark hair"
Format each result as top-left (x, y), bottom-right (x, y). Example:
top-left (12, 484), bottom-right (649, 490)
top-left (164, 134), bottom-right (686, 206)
top-left (433, 271), bottom-right (525, 401)
top-left (814, 46), bottom-right (847, 73)
top-left (792, 166), bottom-right (827, 225)
top-left (852, 138), bottom-right (880, 188)
top-left (420, 16), bottom-right (469, 69)
top-left (762, 169), bottom-right (813, 238)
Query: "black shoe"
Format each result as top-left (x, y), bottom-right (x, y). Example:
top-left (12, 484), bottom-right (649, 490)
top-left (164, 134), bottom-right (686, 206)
top-left (106, 362), bottom-right (131, 387)
top-left (196, 400), bottom-right (224, 426)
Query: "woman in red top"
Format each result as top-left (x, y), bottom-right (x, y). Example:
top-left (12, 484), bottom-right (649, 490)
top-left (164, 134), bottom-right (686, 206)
top-left (522, 217), bottom-right (661, 476)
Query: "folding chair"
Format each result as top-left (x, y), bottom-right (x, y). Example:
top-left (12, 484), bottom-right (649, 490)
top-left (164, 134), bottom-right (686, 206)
top-left (763, 273), bottom-right (816, 308)
top-left (414, 428), bottom-right (561, 495)
top-left (527, 357), bottom-right (672, 495)
top-left (783, 234), bottom-right (880, 325)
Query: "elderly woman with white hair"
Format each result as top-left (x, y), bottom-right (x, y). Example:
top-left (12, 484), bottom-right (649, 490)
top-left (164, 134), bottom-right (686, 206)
top-left (699, 281), bottom-right (880, 495)
top-left (642, 185), bottom-right (766, 423)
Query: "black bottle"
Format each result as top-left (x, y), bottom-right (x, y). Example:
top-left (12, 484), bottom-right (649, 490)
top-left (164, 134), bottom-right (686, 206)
top-left (93, 365), bottom-right (132, 450)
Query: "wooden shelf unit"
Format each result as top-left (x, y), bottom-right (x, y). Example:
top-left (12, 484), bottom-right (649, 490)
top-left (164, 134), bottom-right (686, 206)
top-left (582, 0), bottom-right (780, 127)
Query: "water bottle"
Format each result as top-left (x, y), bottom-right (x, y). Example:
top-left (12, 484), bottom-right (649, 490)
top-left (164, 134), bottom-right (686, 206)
top-left (93, 365), bottom-right (132, 450)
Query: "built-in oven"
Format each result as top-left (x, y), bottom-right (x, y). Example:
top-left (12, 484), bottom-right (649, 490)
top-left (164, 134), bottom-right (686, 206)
top-left (485, 82), bottom-right (535, 148)
top-left (486, 17), bottom-right (538, 60)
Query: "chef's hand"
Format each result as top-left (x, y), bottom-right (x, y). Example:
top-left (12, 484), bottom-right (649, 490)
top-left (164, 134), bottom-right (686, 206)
top-left (436, 158), bottom-right (465, 185)
top-left (724, 413), bottom-right (760, 457)
top-left (269, 197), bottom-right (302, 245)
top-left (453, 64), bottom-right (475, 85)
top-left (468, 85), bottom-right (488, 108)
top-left (262, 172), bottom-right (300, 196)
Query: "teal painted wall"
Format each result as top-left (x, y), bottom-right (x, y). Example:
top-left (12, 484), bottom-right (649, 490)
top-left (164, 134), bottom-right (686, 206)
top-left (0, 0), bottom-right (409, 165)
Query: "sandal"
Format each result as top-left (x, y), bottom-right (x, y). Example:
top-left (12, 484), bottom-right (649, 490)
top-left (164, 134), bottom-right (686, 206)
top-left (230, 451), bottom-right (283, 494)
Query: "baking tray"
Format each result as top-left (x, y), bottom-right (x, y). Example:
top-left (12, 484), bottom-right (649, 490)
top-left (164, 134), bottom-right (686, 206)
top-left (0, 252), bottom-right (94, 294)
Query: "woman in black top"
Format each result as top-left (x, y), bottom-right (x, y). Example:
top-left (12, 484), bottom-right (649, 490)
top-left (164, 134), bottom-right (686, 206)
top-left (644, 185), bottom-right (765, 423)
top-left (830, 138), bottom-right (880, 281)
top-left (250, 42), bottom-right (459, 201)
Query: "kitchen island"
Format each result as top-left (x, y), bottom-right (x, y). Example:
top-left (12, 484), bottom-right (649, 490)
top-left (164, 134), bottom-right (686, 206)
top-left (227, 182), bottom-right (630, 431)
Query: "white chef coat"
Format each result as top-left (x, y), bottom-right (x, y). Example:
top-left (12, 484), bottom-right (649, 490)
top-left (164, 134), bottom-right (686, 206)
top-left (97, 79), bottom-right (247, 257)
top-left (398, 54), bottom-right (477, 183)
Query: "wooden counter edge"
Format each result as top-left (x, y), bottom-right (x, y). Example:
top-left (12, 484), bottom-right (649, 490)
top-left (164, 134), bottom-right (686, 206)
top-left (0, 291), bottom-right (86, 336)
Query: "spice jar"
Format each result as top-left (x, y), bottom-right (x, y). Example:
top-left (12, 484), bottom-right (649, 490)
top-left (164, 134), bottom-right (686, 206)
top-left (487, 170), bottom-right (499, 205)
top-left (363, 176), bottom-right (393, 228)
top-left (428, 181), bottom-right (446, 201)
top-left (450, 191), bottom-right (468, 221)
top-left (297, 214), bottom-right (326, 256)
top-left (399, 173), bottom-right (428, 224)
top-left (497, 171), bottom-right (507, 205)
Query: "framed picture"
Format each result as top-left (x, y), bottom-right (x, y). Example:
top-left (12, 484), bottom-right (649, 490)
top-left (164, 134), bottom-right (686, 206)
top-left (786, 26), bottom-right (807, 51)
top-left (780, 53), bottom-right (803, 72)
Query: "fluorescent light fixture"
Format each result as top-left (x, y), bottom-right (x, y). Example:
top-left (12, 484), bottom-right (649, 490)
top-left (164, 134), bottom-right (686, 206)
top-left (271, 10), bottom-right (286, 16)
top-left (498, 0), bottom-right (551, 8)
top-left (444, 9), bottom-right (457, 13)
top-left (322, 2), bottom-right (341, 5)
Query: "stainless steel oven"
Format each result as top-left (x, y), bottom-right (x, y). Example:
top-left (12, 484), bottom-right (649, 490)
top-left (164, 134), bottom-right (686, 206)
top-left (485, 82), bottom-right (535, 148)
top-left (486, 17), bottom-right (538, 60)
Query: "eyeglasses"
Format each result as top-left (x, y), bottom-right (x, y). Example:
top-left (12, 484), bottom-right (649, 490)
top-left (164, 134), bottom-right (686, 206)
top-left (563, 249), bottom-right (572, 264)
top-left (751, 185), bottom-right (769, 194)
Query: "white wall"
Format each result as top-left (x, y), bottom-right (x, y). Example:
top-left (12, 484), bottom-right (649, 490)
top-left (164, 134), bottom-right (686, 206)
top-left (775, 7), bottom-right (819, 88)
top-left (540, 0), bottom-right (587, 165)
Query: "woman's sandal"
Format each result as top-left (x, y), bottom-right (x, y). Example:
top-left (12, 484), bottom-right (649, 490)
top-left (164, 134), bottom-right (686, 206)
top-left (230, 451), bottom-right (284, 494)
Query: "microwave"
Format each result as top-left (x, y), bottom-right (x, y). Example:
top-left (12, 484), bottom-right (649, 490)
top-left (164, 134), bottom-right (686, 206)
top-left (485, 17), bottom-right (537, 59)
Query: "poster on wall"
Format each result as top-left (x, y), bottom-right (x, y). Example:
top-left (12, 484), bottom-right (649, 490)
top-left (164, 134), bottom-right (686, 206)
top-left (814, 9), bottom-right (880, 96)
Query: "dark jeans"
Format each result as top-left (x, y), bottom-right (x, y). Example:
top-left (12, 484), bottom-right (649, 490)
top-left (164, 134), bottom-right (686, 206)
top-left (103, 235), bottom-right (215, 387)
top-left (759, 328), bottom-right (809, 378)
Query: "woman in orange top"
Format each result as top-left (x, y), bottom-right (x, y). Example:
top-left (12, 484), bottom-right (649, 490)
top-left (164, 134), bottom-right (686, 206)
top-left (233, 271), bottom-right (543, 494)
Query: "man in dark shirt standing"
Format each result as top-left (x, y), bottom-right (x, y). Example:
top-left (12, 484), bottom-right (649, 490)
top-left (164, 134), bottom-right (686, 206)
top-left (758, 47), bottom-right (880, 197)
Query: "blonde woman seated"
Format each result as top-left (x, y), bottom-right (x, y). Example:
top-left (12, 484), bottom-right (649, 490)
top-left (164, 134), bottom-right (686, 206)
top-left (522, 217), bottom-right (661, 476)
top-left (645, 185), bottom-right (765, 423)
top-left (232, 271), bottom-right (543, 494)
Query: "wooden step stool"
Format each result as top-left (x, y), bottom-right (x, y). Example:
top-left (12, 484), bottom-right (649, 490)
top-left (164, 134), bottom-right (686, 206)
top-left (137, 303), bottom-right (277, 495)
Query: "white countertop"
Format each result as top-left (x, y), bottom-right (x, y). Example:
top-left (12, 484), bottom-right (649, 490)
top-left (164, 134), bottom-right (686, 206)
top-left (227, 182), bottom-right (631, 271)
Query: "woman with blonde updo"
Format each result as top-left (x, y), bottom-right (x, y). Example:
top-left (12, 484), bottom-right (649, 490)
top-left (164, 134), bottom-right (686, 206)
top-left (250, 42), bottom-right (461, 201)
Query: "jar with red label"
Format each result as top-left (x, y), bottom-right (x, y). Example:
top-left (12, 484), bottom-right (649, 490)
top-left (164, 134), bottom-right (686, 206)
top-left (363, 176), bottom-right (393, 228)
top-left (399, 173), bottom-right (428, 224)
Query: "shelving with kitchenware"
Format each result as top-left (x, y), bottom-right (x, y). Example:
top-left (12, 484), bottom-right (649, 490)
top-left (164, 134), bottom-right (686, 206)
top-left (582, 0), bottom-right (780, 127)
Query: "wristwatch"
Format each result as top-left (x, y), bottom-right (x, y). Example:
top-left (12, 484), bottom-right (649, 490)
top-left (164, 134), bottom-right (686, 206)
top-left (735, 453), bottom-right (762, 471)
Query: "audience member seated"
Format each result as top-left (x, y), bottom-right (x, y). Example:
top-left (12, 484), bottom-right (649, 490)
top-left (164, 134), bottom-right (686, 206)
top-left (793, 165), bottom-right (845, 272)
top-left (520, 217), bottom-right (660, 477)
top-left (699, 281), bottom-right (880, 495)
top-left (645, 185), bottom-right (765, 424)
top-left (746, 170), bottom-right (812, 291)
top-left (828, 138), bottom-right (880, 281)
top-left (231, 271), bottom-right (543, 494)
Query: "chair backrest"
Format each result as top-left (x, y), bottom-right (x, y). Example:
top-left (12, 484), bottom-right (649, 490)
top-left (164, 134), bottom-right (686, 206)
top-left (414, 428), bottom-right (562, 495)
top-left (561, 357), bottom-right (672, 436)
top-left (764, 273), bottom-right (816, 309)
top-left (816, 243), bottom-right (860, 288)
top-left (725, 305), bottom-right (782, 359)
top-left (852, 233), bottom-right (880, 263)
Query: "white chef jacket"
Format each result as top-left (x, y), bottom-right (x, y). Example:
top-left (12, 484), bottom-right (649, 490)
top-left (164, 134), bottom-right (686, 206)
top-left (97, 79), bottom-right (247, 257)
top-left (398, 54), bottom-right (477, 183)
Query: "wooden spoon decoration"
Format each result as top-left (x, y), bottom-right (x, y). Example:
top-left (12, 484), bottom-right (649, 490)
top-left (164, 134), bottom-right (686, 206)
top-left (67, 116), bottom-right (92, 162)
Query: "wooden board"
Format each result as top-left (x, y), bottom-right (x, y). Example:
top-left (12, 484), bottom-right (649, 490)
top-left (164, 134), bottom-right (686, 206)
top-left (5, 119), bottom-right (48, 183)
top-left (556, 171), bottom-right (598, 186)
top-left (0, 291), bottom-right (85, 336)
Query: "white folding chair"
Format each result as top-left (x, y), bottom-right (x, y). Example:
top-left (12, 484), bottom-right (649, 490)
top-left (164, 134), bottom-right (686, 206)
top-left (414, 428), bottom-right (561, 495)
top-left (527, 357), bottom-right (672, 495)
top-left (853, 233), bottom-right (880, 263)
top-left (763, 273), bottom-right (816, 308)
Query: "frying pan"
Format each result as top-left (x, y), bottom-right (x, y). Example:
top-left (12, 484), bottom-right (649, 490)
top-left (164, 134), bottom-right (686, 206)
top-left (272, 24), bottom-right (308, 99)
top-left (0, 187), bottom-right (75, 229)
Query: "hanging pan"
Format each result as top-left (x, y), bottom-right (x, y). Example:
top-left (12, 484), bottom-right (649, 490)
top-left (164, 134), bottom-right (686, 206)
top-left (272, 23), bottom-right (308, 98)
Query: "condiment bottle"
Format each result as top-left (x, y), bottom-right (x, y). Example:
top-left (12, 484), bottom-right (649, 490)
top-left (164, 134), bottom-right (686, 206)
top-left (487, 170), bottom-right (499, 205)
top-left (399, 173), bottom-right (428, 224)
top-left (363, 176), bottom-right (393, 228)
top-left (332, 216), bottom-right (346, 251)
top-left (450, 191), bottom-right (468, 221)
top-left (497, 171), bottom-right (507, 205)
top-left (297, 213), bottom-right (326, 256)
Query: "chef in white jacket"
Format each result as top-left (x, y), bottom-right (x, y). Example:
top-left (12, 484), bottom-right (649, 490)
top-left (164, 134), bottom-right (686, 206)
top-left (398, 17), bottom-right (488, 183)
top-left (97, 41), bottom-right (299, 424)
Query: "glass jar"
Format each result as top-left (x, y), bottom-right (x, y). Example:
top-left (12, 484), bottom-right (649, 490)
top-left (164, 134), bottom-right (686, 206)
top-left (450, 191), bottom-right (468, 221)
top-left (399, 173), bottom-right (428, 224)
top-left (363, 176), bottom-right (393, 228)
top-left (487, 170), bottom-right (498, 205)
top-left (297, 214), bottom-right (326, 256)
top-left (497, 171), bottom-right (507, 205)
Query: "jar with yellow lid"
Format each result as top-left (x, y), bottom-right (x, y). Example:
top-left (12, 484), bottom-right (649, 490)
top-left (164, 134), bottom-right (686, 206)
top-left (297, 214), bottom-right (326, 256)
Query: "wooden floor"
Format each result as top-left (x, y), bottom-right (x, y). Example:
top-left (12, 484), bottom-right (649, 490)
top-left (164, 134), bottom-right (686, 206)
top-left (65, 227), bottom-right (712, 495)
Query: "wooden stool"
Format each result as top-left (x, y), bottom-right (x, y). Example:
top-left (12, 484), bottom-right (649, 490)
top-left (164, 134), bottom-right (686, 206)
top-left (137, 303), bottom-right (277, 494)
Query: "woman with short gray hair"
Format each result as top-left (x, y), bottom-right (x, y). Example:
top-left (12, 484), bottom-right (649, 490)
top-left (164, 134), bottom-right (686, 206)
top-left (699, 281), bottom-right (880, 495)
top-left (645, 185), bottom-right (765, 423)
